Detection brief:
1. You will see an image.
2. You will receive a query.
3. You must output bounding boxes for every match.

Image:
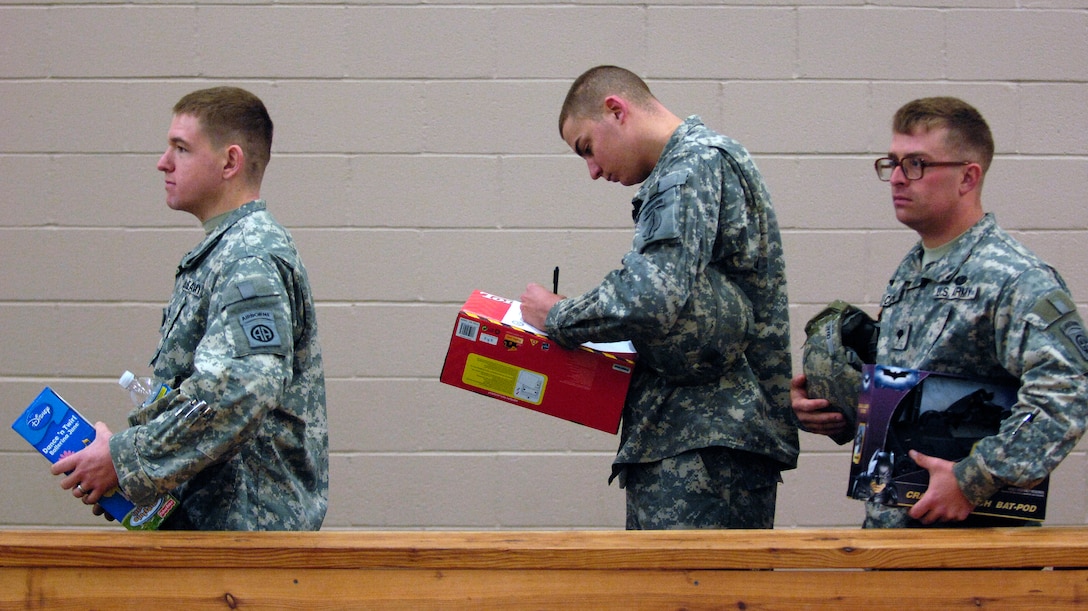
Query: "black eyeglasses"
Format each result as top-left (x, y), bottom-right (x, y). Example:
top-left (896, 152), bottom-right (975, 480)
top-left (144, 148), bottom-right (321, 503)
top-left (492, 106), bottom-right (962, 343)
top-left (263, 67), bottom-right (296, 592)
top-left (874, 156), bottom-right (970, 181)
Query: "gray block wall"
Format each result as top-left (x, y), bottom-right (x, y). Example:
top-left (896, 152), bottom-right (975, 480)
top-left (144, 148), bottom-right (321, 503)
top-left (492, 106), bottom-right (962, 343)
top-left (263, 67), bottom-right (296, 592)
top-left (1, 0), bottom-right (1085, 529)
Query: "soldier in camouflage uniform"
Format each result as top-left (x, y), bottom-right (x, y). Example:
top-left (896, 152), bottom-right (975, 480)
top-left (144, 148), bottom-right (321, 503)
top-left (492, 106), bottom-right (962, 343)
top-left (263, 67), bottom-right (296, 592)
top-left (52, 87), bottom-right (328, 530)
top-left (792, 97), bottom-right (1088, 527)
top-left (521, 66), bottom-right (799, 529)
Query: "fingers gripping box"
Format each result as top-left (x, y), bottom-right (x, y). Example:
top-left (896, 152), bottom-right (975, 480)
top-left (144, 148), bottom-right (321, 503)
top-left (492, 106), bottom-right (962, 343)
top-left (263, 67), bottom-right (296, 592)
top-left (12, 387), bottom-right (177, 529)
top-left (440, 291), bottom-right (637, 434)
top-left (847, 364), bottom-right (1048, 521)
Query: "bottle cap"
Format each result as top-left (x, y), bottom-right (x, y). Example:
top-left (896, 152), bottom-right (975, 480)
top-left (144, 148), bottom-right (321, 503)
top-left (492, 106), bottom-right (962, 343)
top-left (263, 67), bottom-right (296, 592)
top-left (118, 370), bottom-right (136, 388)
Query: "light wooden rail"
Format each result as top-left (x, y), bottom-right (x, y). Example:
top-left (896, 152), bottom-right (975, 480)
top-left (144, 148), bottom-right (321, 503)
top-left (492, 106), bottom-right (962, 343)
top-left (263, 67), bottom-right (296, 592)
top-left (3, 528), bottom-right (1087, 609)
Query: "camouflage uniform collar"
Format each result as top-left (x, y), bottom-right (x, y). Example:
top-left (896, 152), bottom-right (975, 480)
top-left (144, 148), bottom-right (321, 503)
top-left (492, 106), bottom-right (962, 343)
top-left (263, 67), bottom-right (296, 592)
top-left (658, 115), bottom-right (703, 165)
top-left (908, 212), bottom-right (997, 283)
top-left (630, 116), bottom-right (705, 220)
top-left (643, 116), bottom-right (704, 187)
top-left (673, 114), bottom-right (703, 139)
top-left (180, 200), bottom-right (267, 270)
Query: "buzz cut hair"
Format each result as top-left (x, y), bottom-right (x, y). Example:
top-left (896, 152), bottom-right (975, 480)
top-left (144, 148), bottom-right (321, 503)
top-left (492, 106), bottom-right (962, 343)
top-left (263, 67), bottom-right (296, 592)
top-left (559, 65), bottom-right (656, 136)
top-left (893, 97), bottom-right (994, 175)
top-left (173, 86), bottom-right (273, 185)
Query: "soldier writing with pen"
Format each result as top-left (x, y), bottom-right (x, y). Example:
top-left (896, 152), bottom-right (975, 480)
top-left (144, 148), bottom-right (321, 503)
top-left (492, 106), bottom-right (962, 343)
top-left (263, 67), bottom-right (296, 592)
top-left (520, 65), bottom-right (798, 530)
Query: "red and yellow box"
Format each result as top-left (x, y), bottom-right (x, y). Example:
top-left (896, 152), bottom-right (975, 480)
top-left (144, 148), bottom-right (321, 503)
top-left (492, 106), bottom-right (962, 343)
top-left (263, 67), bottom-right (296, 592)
top-left (440, 290), bottom-right (637, 434)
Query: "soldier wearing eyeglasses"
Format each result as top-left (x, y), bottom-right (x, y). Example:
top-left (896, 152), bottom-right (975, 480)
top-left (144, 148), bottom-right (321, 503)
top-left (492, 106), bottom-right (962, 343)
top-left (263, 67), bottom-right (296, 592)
top-left (792, 97), bottom-right (1088, 528)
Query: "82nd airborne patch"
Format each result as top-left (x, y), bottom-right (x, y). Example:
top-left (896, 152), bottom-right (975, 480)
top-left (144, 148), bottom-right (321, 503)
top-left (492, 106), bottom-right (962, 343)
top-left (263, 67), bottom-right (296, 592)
top-left (238, 310), bottom-right (281, 349)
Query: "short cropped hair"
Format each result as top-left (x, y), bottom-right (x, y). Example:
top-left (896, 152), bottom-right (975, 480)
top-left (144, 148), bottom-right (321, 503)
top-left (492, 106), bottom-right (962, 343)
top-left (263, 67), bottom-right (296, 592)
top-left (173, 87), bottom-right (273, 184)
top-left (559, 65), bottom-right (656, 136)
top-left (893, 97), bottom-right (994, 175)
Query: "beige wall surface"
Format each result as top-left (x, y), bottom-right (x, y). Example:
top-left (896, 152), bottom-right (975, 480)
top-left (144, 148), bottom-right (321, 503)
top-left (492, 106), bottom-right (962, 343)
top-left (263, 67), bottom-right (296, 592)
top-left (1, 0), bottom-right (1086, 530)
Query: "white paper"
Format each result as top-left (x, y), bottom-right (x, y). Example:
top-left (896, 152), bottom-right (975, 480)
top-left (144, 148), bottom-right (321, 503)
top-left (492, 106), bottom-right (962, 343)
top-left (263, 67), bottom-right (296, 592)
top-left (503, 302), bottom-right (636, 355)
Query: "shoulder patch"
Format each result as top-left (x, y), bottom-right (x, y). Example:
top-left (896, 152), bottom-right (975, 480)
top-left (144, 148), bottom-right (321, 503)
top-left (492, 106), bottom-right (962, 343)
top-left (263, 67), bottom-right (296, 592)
top-left (634, 171), bottom-right (689, 250)
top-left (236, 281), bottom-right (257, 300)
top-left (1031, 290), bottom-right (1076, 325)
top-left (238, 310), bottom-right (282, 349)
top-left (1060, 319), bottom-right (1088, 362)
top-left (638, 198), bottom-right (680, 249)
top-left (1032, 290), bottom-right (1088, 363)
top-left (224, 271), bottom-right (282, 306)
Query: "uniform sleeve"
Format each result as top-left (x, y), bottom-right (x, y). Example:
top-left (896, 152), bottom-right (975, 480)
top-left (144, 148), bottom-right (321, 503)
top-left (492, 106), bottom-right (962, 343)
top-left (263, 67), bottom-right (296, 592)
top-left (954, 270), bottom-right (1088, 505)
top-left (546, 158), bottom-right (740, 349)
top-left (110, 256), bottom-right (294, 505)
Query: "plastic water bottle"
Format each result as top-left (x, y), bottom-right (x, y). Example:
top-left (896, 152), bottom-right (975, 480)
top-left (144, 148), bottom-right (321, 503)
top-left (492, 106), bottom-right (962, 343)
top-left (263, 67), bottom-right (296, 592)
top-left (118, 371), bottom-right (167, 407)
top-left (114, 370), bottom-right (182, 528)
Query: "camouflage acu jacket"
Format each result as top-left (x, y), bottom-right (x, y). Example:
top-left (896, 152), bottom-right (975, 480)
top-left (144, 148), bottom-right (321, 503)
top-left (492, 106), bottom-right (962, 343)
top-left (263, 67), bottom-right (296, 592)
top-left (546, 116), bottom-right (799, 472)
top-left (110, 200), bottom-right (328, 530)
top-left (866, 213), bottom-right (1088, 527)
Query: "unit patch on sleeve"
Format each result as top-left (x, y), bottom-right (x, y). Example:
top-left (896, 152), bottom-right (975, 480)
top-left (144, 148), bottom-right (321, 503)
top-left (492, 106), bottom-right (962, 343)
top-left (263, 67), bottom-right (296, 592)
top-left (239, 310), bottom-right (282, 349)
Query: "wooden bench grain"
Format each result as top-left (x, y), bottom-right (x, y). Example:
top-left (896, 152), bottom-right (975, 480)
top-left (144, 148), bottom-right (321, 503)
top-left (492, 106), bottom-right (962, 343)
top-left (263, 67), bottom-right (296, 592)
top-left (3, 528), bottom-right (1087, 609)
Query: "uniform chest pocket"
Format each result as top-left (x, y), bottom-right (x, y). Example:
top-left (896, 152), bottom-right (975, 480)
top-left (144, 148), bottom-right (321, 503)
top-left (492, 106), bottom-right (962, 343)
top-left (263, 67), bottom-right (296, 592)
top-left (886, 305), bottom-right (953, 358)
top-left (151, 296), bottom-right (190, 367)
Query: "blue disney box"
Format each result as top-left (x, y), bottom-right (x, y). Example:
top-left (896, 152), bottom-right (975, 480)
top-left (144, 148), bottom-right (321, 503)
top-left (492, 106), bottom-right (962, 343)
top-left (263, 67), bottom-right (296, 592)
top-left (12, 386), bottom-right (177, 530)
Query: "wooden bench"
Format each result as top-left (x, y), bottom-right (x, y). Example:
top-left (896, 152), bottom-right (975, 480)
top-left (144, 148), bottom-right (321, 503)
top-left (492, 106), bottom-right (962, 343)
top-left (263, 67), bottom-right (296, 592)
top-left (3, 528), bottom-right (1087, 609)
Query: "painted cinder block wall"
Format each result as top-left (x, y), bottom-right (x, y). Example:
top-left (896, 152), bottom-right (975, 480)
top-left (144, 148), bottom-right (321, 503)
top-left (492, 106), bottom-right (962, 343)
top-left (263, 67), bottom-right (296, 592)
top-left (1, 0), bottom-right (1085, 529)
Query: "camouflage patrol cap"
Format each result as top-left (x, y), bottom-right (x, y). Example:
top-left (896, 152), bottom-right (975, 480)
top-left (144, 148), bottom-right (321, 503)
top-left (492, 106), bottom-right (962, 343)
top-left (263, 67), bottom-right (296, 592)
top-left (802, 300), bottom-right (878, 445)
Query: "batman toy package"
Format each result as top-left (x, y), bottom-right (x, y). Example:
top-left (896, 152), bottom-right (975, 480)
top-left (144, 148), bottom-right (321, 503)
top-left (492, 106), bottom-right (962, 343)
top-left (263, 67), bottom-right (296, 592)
top-left (847, 364), bottom-right (1047, 522)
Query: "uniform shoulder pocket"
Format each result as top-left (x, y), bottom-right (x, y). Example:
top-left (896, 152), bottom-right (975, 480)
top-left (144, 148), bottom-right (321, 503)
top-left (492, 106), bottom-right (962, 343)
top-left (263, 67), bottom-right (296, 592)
top-left (1030, 289), bottom-right (1088, 366)
top-left (224, 276), bottom-right (290, 357)
top-left (633, 170), bottom-right (690, 252)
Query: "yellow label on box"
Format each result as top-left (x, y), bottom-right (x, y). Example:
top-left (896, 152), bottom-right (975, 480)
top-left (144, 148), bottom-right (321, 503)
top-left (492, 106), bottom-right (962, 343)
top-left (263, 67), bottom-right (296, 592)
top-left (462, 353), bottom-right (547, 405)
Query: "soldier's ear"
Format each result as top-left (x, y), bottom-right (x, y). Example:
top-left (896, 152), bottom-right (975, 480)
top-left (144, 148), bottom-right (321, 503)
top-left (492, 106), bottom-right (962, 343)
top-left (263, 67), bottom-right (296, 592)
top-left (603, 95), bottom-right (629, 124)
top-left (222, 144), bottom-right (245, 181)
top-left (959, 162), bottom-right (982, 196)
